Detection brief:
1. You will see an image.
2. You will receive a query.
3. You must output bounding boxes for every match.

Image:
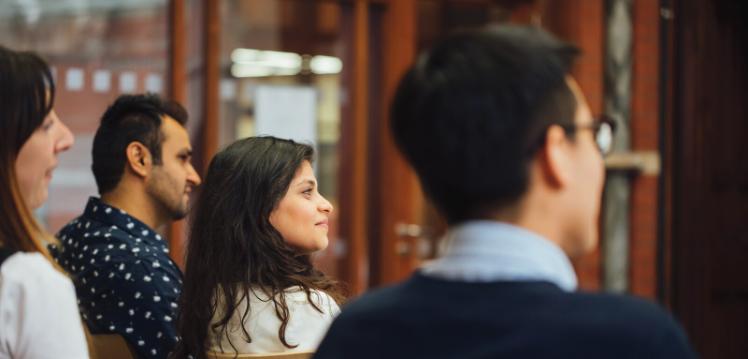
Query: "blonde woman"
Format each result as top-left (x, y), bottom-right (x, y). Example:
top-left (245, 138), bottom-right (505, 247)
top-left (0, 46), bottom-right (88, 358)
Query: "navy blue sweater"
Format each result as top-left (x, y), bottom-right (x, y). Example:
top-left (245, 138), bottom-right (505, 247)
top-left (315, 273), bottom-right (696, 358)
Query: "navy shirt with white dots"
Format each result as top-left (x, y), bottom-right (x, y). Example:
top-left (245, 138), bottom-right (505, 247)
top-left (51, 197), bottom-right (183, 359)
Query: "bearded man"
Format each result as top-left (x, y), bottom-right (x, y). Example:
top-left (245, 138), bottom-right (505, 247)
top-left (54, 94), bottom-right (201, 359)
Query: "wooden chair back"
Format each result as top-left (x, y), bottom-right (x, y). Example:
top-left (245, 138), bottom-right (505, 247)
top-left (206, 351), bottom-right (314, 359)
top-left (83, 324), bottom-right (137, 359)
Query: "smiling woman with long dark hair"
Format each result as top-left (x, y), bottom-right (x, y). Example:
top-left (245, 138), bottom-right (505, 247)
top-left (172, 136), bottom-right (344, 358)
top-left (0, 46), bottom-right (88, 358)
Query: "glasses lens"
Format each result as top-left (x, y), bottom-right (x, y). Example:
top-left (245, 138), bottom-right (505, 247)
top-left (596, 122), bottom-right (613, 155)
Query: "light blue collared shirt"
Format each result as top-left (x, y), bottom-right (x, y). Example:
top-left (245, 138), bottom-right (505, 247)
top-left (421, 221), bottom-right (578, 292)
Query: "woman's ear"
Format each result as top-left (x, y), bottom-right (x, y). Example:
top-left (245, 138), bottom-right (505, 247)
top-left (126, 141), bottom-right (152, 178)
top-left (539, 125), bottom-right (572, 189)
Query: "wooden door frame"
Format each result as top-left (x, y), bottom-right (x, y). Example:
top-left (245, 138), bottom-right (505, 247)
top-left (338, 0), bottom-right (422, 294)
top-left (166, 0), bottom-right (220, 270)
top-left (372, 0), bottom-right (422, 286)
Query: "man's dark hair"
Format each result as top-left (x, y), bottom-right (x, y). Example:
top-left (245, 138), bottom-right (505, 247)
top-left (92, 93), bottom-right (188, 194)
top-left (390, 25), bottom-right (580, 224)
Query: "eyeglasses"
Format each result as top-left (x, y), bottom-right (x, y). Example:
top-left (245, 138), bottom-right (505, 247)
top-left (559, 115), bottom-right (617, 156)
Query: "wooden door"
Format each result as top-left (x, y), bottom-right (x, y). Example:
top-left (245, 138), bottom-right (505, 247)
top-left (669, 0), bottom-right (748, 357)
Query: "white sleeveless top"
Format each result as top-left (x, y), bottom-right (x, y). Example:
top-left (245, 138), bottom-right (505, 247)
top-left (209, 286), bottom-right (339, 354)
top-left (0, 252), bottom-right (89, 359)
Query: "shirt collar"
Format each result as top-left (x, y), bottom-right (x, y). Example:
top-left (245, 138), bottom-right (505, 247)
top-left (421, 220), bottom-right (578, 292)
top-left (82, 197), bottom-right (164, 244)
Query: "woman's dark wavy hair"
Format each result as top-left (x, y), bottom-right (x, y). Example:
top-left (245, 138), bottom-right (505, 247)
top-left (172, 136), bottom-right (345, 359)
top-left (0, 46), bottom-right (58, 257)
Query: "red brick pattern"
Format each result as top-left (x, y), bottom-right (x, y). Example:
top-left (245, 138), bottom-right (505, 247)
top-left (629, 177), bottom-right (658, 297)
top-left (629, 0), bottom-right (661, 300)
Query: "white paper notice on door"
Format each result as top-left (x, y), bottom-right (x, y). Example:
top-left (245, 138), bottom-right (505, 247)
top-left (255, 85), bottom-right (317, 149)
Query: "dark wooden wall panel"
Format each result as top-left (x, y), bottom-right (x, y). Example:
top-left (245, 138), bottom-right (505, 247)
top-left (671, 0), bottom-right (748, 357)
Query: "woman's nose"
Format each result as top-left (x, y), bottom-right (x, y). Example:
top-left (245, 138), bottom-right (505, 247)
top-left (53, 112), bottom-right (74, 154)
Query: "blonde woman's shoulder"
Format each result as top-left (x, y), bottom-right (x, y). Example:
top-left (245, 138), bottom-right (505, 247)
top-left (0, 252), bottom-right (89, 359)
top-left (1, 252), bottom-right (71, 288)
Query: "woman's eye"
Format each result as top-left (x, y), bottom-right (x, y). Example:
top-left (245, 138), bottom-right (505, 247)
top-left (42, 120), bottom-right (54, 131)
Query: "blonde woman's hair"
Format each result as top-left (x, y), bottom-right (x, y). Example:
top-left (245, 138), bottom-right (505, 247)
top-left (0, 46), bottom-right (58, 260)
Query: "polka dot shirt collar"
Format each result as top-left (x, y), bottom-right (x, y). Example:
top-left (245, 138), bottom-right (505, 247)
top-left (83, 197), bottom-right (165, 245)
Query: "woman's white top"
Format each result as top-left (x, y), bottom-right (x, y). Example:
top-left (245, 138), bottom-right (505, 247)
top-left (209, 287), bottom-right (340, 354)
top-left (0, 252), bottom-right (89, 359)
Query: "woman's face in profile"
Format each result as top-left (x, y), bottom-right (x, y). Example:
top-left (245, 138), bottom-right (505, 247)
top-left (15, 109), bottom-right (74, 209)
top-left (270, 160), bottom-right (334, 253)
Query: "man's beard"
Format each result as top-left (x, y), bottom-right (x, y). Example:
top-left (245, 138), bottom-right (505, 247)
top-left (146, 171), bottom-right (190, 222)
top-left (167, 199), bottom-right (189, 220)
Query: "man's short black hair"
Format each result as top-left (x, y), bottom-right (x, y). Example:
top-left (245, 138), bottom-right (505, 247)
top-left (391, 25), bottom-right (580, 224)
top-left (92, 93), bottom-right (188, 195)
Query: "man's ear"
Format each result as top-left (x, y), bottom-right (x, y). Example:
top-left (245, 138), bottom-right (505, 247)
top-left (539, 125), bottom-right (572, 189)
top-left (125, 142), bottom-right (152, 178)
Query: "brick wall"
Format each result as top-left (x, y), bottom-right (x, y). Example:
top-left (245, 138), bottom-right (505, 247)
top-left (629, 0), bottom-right (661, 299)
